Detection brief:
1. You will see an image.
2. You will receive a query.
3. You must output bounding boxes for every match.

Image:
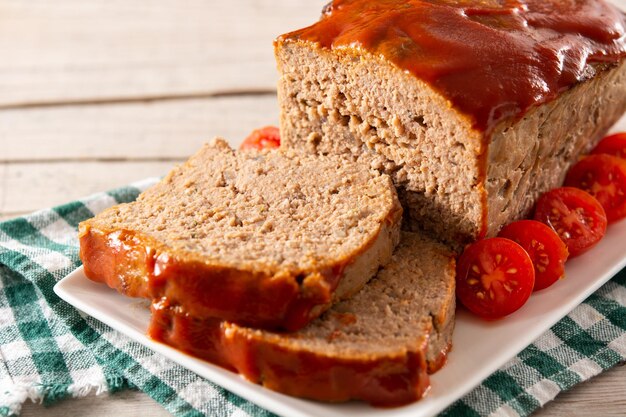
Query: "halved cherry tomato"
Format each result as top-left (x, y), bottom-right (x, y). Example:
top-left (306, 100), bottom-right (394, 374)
top-left (564, 154), bottom-right (626, 223)
top-left (498, 220), bottom-right (568, 291)
top-left (456, 238), bottom-right (535, 320)
top-left (591, 132), bottom-right (626, 160)
top-left (533, 187), bottom-right (607, 257)
top-left (240, 126), bottom-right (281, 151)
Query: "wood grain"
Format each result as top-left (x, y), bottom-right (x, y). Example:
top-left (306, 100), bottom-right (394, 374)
top-left (0, 94), bottom-right (279, 217)
top-left (0, 0), bottom-right (325, 107)
top-left (0, 161), bottom-right (172, 215)
top-left (20, 390), bottom-right (172, 417)
top-left (534, 363), bottom-right (626, 416)
top-left (1, 95), bottom-right (278, 161)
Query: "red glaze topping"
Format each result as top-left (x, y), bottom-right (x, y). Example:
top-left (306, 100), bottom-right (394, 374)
top-left (79, 226), bottom-right (346, 331)
top-left (148, 303), bottom-right (442, 407)
top-left (281, 0), bottom-right (626, 132)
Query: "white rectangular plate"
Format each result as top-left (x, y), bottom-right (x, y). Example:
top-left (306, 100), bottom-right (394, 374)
top-left (55, 114), bottom-right (626, 417)
top-left (55, 222), bottom-right (626, 417)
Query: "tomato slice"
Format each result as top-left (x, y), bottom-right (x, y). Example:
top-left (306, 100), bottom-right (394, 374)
top-left (591, 132), bottom-right (626, 160)
top-left (240, 126), bottom-right (281, 151)
top-left (533, 187), bottom-right (607, 257)
top-left (498, 220), bottom-right (568, 291)
top-left (564, 154), bottom-right (626, 223)
top-left (456, 238), bottom-right (535, 320)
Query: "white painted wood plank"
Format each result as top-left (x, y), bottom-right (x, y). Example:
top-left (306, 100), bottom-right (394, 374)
top-left (0, 161), bottom-right (173, 215)
top-left (535, 364), bottom-right (626, 417)
top-left (0, 213), bottom-right (23, 221)
top-left (0, 0), bottom-right (326, 106)
top-left (20, 390), bottom-right (172, 417)
top-left (1, 95), bottom-right (279, 160)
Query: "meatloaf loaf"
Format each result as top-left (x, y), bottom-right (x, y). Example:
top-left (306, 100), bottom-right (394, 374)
top-left (149, 231), bottom-right (456, 406)
top-left (79, 139), bottom-right (402, 331)
top-left (275, 0), bottom-right (626, 245)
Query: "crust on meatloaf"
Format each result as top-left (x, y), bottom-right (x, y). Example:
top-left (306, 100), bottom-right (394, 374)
top-left (275, 0), bottom-right (626, 246)
top-left (79, 139), bottom-right (402, 331)
top-left (148, 232), bottom-right (456, 406)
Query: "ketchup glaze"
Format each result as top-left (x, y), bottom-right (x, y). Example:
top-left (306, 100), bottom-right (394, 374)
top-left (280, 0), bottom-right (626, 132)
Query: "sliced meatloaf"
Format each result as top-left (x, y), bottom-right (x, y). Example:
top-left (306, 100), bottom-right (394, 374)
top-left (79, 139), bottom-right (402, 331)
top-left (275, 0), bottom-right (626, 246)
top-left (149, 232), bottom-right (456, 406)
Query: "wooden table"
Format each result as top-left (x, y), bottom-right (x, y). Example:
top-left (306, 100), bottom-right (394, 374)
top-left (1, 1), bottom-right (624, 416)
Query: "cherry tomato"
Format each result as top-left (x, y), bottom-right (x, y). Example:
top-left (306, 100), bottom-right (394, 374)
top-left (591, 132), bottom-right (626, 160)
top-left (456, 238), bottom-right (535, 320)
top-left (564, 154), bottom-right (626, 223)
top-left (240, 126), bottom-right (281, 151)
top-left (498, 220), bottom-right (568, 291)
top-left (533, 187), bottom-right (607, 257)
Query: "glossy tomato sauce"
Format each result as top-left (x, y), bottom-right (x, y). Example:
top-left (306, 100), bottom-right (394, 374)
top-left (148, 301), bottom-right (441, 406)
top-left (280, 0), bottom-right (626, 132)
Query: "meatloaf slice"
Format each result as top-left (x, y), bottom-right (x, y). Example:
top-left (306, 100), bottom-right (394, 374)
top-left (275, 0), bottom-right (626, 246)
top-left (149, 232), bottom-right (456, 406)
top-left (79, 139), bottom-right (402, 331)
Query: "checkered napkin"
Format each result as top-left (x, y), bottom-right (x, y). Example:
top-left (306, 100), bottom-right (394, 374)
top-left (0, 179), bottom-right (624, 417)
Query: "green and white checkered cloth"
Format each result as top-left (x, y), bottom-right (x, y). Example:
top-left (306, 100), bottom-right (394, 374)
top-left (0, 178), bottom-right (624, 417)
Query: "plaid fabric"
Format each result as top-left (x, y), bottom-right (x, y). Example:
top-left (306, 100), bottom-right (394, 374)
top-left (0, 179), bottom-right (624, 417)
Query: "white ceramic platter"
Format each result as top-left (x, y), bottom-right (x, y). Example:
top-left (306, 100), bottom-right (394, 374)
top-left (54, 216), bottom-right (626, 417)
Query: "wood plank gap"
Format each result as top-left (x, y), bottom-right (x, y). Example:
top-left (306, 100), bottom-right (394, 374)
top-left (0, 89), bottom-right (276, 110)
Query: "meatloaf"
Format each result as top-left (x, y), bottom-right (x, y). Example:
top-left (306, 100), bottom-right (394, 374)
top-left (79, 139), bottom-right (402, 331)
top-left (275, 0), bottom-right (626, 245)
top-left (149, 231), bottom-right (456, 406)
